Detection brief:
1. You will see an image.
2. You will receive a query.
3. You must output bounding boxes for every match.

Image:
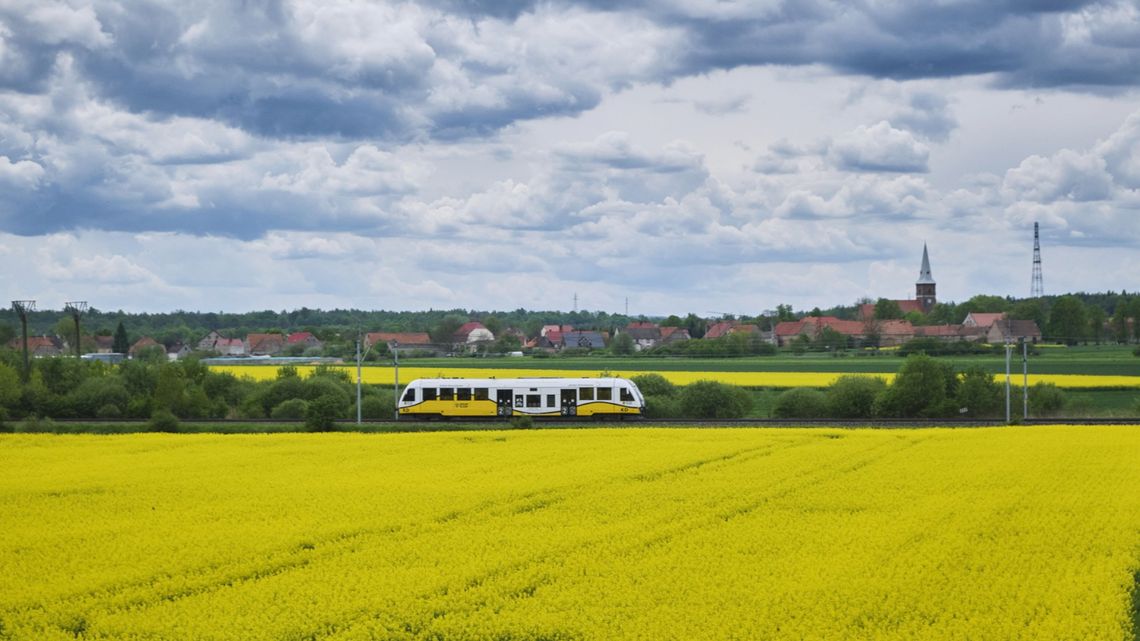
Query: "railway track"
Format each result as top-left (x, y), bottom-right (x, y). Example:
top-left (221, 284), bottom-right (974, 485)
top-left (31, 417), bottom-right (1140, 432)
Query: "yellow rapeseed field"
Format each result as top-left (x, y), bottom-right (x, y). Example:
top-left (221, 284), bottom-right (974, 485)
top-left (209, 364), bottom-right (1140, 389)
top-left (2, 426), bottom-right (1140, 640)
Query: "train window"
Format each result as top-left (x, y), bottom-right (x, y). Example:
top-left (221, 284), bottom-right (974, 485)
top-left (457, 388), bottom-right (471, 401)
top-left (526, 394), bottom-right (541, 408)
top-left (402, 388), bottom-right (415, 402)
top-left (424, 388), bottom-right (438, 401)
top-left (597, 388), bottom-right (613, 401)
top-left (440, 388), bottom-right (455, 401)
top-left (546, 394), bottom-right (555, 407)
top-left (620, 387), bottom-right (634, 402)
top-left (579, 387), bottom-right (595, 401)
top-left (515, 395), bottom-right (524, 406)
top-left (474, 388), bottom-right (489, 400)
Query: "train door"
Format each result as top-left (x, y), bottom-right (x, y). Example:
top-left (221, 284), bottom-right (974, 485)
top-left (496, 389), bottom-right (512, 417)
top-left (560, 388), bottom-right (576, 416)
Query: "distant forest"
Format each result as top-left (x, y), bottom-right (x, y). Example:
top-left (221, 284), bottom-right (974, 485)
top-left (1, 291), bottom-right (1137, 348)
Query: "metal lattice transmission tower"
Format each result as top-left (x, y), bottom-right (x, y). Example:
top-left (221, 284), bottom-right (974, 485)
top-left (64, 301), bottom-right (89, 359)
top-left (11, 300), bottom-right (36, 381)
top-left (1030, 222), bottom-right (1044, 298)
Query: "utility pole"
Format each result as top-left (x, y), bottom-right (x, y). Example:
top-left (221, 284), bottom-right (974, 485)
top-left (1004, 338), bottom-right (1012, 424)
top-left (1022, 340), bottom-right (1029, 420)
top-left (11, 300), bottom-right (35, 382)
top-left (355, 332), bottom-right (363, 425)
top-left (64, 301), bottom-right (88, 359)
top-left (391, 341), bottom-right (399, 421)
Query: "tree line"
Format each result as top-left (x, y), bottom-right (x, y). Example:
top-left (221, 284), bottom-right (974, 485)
top-left (3, 291), bottom-right (1138, 353)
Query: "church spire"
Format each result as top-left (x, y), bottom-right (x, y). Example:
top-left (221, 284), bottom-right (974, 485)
top-left (915, 243), bottom-right (936, 312)
top-left (917, 243), bottom-right (934, 284)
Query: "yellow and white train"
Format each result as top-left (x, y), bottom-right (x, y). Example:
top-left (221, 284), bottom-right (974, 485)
top-left (397, 377), bottom-right (645, 419)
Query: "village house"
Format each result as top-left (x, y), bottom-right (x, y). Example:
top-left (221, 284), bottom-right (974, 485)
top-left (285, 331), bottom-right (323, 352)
top-left (166, 341), bottom-right (192, 361)
top-left (364, 332), bottom-right (434, 351)
top-left (622, 322), bottom-right (662, 351)
top-left (245, 333), bottom-right (285, 356)
top-left (451, 322), bottom-right (495, 352)
top-left (659, 326), bottom-right (691, 344)
top-left (93, 335), bottom-right (115, 353)
top-left (129, 336), bottom-right (162, 358)
top-left (561, 330), bottom-right (606, 350)
top-left (7, 335), bottom-right (66, 357)
top-left (197, 330), bottom-right (246, 356)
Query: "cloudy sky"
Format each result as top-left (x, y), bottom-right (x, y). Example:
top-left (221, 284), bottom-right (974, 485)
top-left (1, 1), bottom-right (1139, 316)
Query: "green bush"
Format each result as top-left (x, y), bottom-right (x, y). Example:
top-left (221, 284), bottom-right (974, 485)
top-left (18, 416), bottom-right (55, 433)
top-left (1028, 382), bottom-right (1066, 416)
top-left (510, 415), bottom-right (534, 429)
top-left (149, 409), bottom-right (180, 433)
top-left (773, 387), bottom-right (828, 419)
top-left (955, 366), bottom-right (1003, 418)
top-left (96, 403), bottom-right (123, 419)
top-left (356, 395), bottom-right (393, 420)
top-left (873, 354), bottom-right (958, 418)
top-left (826, 376), bottom-right (887, 419)
top-left (304, 395), bottom-right (342, 432)
top-left (631, 373), bottom-right (677, 398)
top-left (261, 376), bottom-right (306, 414)
top-left (678, 381), bottom-right (752, 419)
top-left (270, 398), bottom-right (309, 420)
top-left (642, 395), bottom-right (682, 419)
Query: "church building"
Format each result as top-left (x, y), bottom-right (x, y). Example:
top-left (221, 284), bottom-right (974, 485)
top-left (859, 244), bottom-right (937, 318)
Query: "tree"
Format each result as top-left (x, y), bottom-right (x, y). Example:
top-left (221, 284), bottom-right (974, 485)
top-left (610, 331), bottom-right (635, 355)
top-left (678, 381), bottom-right (752, 418)
top-left (873, 354), bottom-right (957, 418)
top-left (873, 298), bottom-right (903, 320)
top-left (1046, 296), bottom-right (1088, 345)
top-left (112, 322), bottom-right (130, 354)
top-left (1008, 299), bottom-right (1046, 330)
top-left (0, 361), bottom-right (20, 411)
top-left (430, 314), bottom-right (467, 344)
top-left (661, 315), bottom-right (684, 328)
top-left (960, 294), bottom-right (1009, 315)
top-left (955, 366), bottom-right (1003, 418)
top-left (775, 304), bottom-right (795, 323)
top-left (772, 388), bottom-right (828, 418)
top-left (826, 375), bottom-right (886, 419)
top-left (1088, 306), bottom-right (1106, 344)
top-left (684, 313), bottom-right (707, 339)
top-left (1130, 298), bottom-right (1140, 342)
top-left (1111, 300), bottom-right (1130, 343)
top-left (630, 373), bottom-right (676, 398)
top-left (925, 302), bottom-right (959, 325)
top-left (814, 327), bottom-right (847, 353)
top-left (305, 395), bottom-right (342, 431)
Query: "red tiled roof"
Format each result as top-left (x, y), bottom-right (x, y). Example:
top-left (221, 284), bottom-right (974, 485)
top-left (965, 312), bottom-right (1006, 328)
top-left (366, 332), bottom-right (432, 347)
top-left (627, 321), bottom-right (658, 329)
top-left (129, 337), bottom-right (161, 354)
top-left (246, 333), bottom-right (285, 353)
top-left (453, 322), bottom-right (486, 338)
top-left (286, 331), bottom-right (316, 344)
top-left (914, 324), bottom-right (963, 337)
top-left (704, 321), bottom-right (737, 339)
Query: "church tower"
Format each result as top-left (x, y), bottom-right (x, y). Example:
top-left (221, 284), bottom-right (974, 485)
top-left (915, 243), bottom-right (936, 312)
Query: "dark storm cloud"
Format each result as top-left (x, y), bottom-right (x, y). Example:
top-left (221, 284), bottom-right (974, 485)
top-left (7, 0), bottom-right (1136, 146)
